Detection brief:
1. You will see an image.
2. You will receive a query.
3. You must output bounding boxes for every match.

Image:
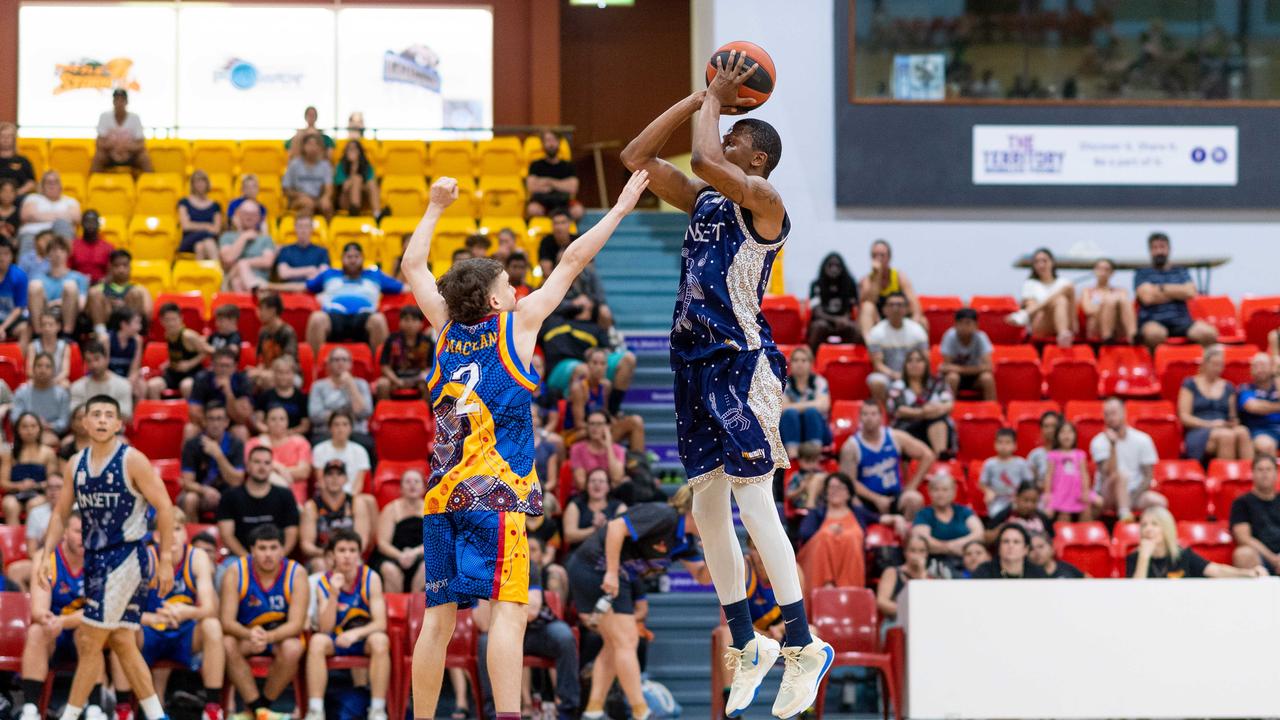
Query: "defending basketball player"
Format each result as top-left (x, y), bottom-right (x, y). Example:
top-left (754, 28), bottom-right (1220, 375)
top-left (403, 171), bottom-right (649, 720)
top-left (622, 51), bottom-right (834, 718)
top-left (36, 394), bottom-right (176, 720)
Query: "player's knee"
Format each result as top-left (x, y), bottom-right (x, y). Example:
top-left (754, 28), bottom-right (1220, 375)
top-left (278, 637), bottom-right (304, 662)
top-left (367, 632), bottom-right (389, 654)
top-left (199, 616), bottom-right (223, 641)
top-left (222, 635), bottom-right (241, 657)
top-left (308, 633), bottom-right (331, 656)
top-left (366, 312), bottom-right (388, 333)
top-left (1233, 545), bottom-right (1261, 569)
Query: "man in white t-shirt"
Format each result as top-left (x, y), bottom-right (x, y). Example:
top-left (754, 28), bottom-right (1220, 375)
top-left (18, 171), bottom-right (79, 249)
top-left (1088, 397), bottom-right (1166, 521)
top-left (91, 88), bottom-right (152, 174)
top-left (866, 290), bottom-right (928, 404)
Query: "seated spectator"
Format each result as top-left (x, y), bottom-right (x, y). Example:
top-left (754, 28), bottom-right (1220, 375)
top-left (526, 130), bottom-right (582, 220)
top-left (106, 306), bottom-right (145, 399)
top-left (1089, 397), bottom-right (1165, 521)
top-left (374, 305), bottom-right (433, 400)
top-left (91, 88), bottom-right (152, 174)
top-left (146, 301), bottom-right (212, 399)
top-left (333, 140), bottom-right (381, 216)
top-left (0, 411), bottom-right (58, 524)
top-left (1080, 258), bottom-right (1135, 343)
top-left (0, 239), bottom-right (26, 343)
top-left (253, 356), bottom-right (309, 436)
top-left (839, 401), bottom-right (932, 524)
top-left (345, 111), bottom-right (365, 139)
top-left (227, 173), bottom-right (270, 233)
top-left (491, 227), bottom-right (519, 263)
top-left (19, 512), bottom-right (85, 720)
top-left (985, 481), bottom-right (1054, 544)
top-left (782, 441), bottom-right (828, 522)
top-left (556, 248), bottom-right (614, 330)
top-left (7, 471), bottom-right (62, 587)
top-left (245, 406), bottom-right (313, 487)
top-left (285, 106), bottom-right (335, 157)
top-left (70, 340), bottom-right (133, 421)
top-left (569, 410), bottom-right (627, 489)
top-left (1237, 352), bottom-right (1280, 456)
top-left (875, 534), bottom-right (934, 625)
top-left (940, 308), bottom-right (995, 400)
top-left (562, 468), bottom-right (627, 551)
top-left (537, 209), bottom-right (577, 279)
top-left (12, 353), bottom-right (69, 434)
top-left (1013, 247), bottom-right (1074, 348)
top-left (866, 291), bottom-right (928, 405)
top-left (300, 460), bottom-right (371, 572)
top-left (69, 209), bottom-right (114, 284)
top-left (465, 233), bottom-right (491, 259)
top-left (1045, 421), bottom-right (1090, 521)
top-left (797, 472), bottom-right (873, 595)
top-left (219, 200), bottom-right (275, 291)
top-left (87, 248), bottom-right (152, 333)
top-left (912, 473), bottom-right (983, 572)
top-left (304, 242), bottom-right (402, 355)
top-left (178, 170), bottom-right (224, 258)
top-left (209, 304), bottom-right (242, 360)
top-left (0, 123), bottom-right (35, 196)
top-left (960, 539), bottom-right (990, 578)
top-left (971, 524), bottom-right (1046, 579)
top-left (858, 240), bottom-right (924, 342)
top-left (17, 229), bottom-right (50, 280)
top-left (780, 346), bottom-right (832, 459)
top-left (310, 411), bottom-right (372, 496)
top-left (506, 252), bottom-right (533, 300)
top-left (1179, 345), bottom-right (1251, 462)
top-left (1026, 410), bottom-right (1061, 489)
top-left (309, 348), bottom-right (373, 438)
top-left (303, 530), bottom-right (390, 720)
top-left (179, 403), bottom-right (245, 518)
top-left (1028, 531), bottom-right (1083, 578)
top-left (27, 311), bottom-right (70, 387)
top-left (188, 347), bottom-right (254, 436)
top-left (1134, 232), bottom-right (1217, 351)
top-left (283, 132), bottom-right (334, 219)
top-left (18, 171), bottom-right (78, 251)
top-left (887, 348), bottom-right (955, 457)
top-left (979, 429), bottom-right (1033, 518)
top-left (57, 406), bottom-right (85, 462)
top-left (0, 180), bottom-right (18, 241)
top-left (217, 449), bottom-right (300, 560)
top-left (372, 469), bottom-right (426, 593)
top-left (1230, 454), bottom-right (1280, 573)
top-left (1128, 506), bottom-right (1264, 579)
top-left (27, 234), bottom-right (88, 335)
top-left (219, 524), bottom-right (309, 715)
top-left (248, 293), bottom-right (299, 389)
top-left (539, 311), bottom-right (628, 396)
top-left (807, 252), bottom-right (860, 349)
top-left (567, 347), bottom-right (644, 450)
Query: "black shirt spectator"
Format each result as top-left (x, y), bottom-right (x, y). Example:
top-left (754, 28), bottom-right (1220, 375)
top-left (189, 362), bottom-right (253, 426)
top-left (807, 252), bottom-right (860, 349)
top-left (1044, 561), bottom-right (1084, 578)
top-left (254, 387), bottom-right (309, 434)
top-left (181, 426), bottom-right (246, 491)
top-left (0, 180), bottom-right (19, 241)
top-left (525, 130), bottom-right (580, 220)
top-left (1229, 455), bottom-right (1280, 569)
top-left (971, 560), bottom-right (1048, 579)
top-left (539, 316), bottom-right (608, 375)
top-left (217, 447), bottom-right (301, 556)
top-left (573, 502), bottom-right (701, 574)
top-left (1125, 548), bottom-right (1209, 579)
top-left (0, 123), bottom-right (35, 196)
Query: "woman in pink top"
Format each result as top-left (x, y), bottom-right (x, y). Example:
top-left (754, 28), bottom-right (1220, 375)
top-left (1045, 421), bottom-right (1090, 520)
top-left (244, 405), bottom-right (313, 486)
top-left (569, 409), bottom-right (627, 490)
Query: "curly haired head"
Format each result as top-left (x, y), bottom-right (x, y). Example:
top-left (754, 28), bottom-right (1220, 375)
top-left (438, 257), bottom-right (508, 325)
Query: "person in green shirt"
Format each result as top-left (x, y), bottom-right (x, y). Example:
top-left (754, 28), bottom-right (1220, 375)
top-left (334, 140), bottom-right (381, 217)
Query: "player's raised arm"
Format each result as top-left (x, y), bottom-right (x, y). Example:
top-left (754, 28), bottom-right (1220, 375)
top-left (620, 93), bottom-right (707, 213)
top-left (401, 178), bottom-right (459, 329)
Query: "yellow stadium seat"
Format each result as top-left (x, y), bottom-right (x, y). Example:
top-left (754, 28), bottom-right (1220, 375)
top-left (17, 138), bottom-right (46, 180)
top-left (96, 215), bottom-right (128, 249)
top-left (238, 141), bottom-right (287, 177)
top-left (527, 215), bottom-right (554, 248)
top-left (377, 140), bottom-right (428, 178)
top-left (428, 141), bottom-right (476, 179)
top-left (375, 217), bottom-right (418, 270)
top-left (478, 216), bottom-right (532, 258)
top-left (249, 174), bottom-right (284, 218)
top-left (171, 259), bottom-right (223, 303)
top-left (329, 216), bottom-right (378, 257)
top-left (205, 174), bottom-right (233, 210)
top-left (429, 218), bottom-right (478, 268)
top-left (130, 259), bottom-right (172, 298)
top-left (769, 249), bottom-right (785, 295)
top-left (477, 138), bottom-right (524, 177)
top-left (190, 141), bottom-right (238, 177)
top-left (134, 174), bottom-right (182, 217)
top-left (86, 174), bottom-right (136, 217)
top-left (522, 135), bottom-right (570, 164)
top-left (276, 214), bottom-right (329, 247)
top-left (127, 216), bottom-right (178, 261)
top-left (59, 173), bottom-right (87, 206)
top-left (477, 176), bottom-right (526, 218)
top-left (441, 177), bottom-right (478, 219)
top-left (48, 139), bottom-right (95, 177)
top-left (380, 176), bottom-right (428, 217)
top-left (146, 140), bottom-right (189, 176)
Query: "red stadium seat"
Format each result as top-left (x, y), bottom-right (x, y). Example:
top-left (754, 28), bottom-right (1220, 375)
top-left (127, 400), bottom-right (190, 460)
top-left (1063, 400), bottom-right (1105, 451)
top-left (0, 343), bottom-right (23, 389)
top-left (1221, 345), bottom-right (1256, 387)
top-left (1151, 460), bottom-right (1208, 521)
top-left (952, 401), bottom-right (1004, 463)
top-left (379, 293), bottom-right (419, 335)
top-left (279, 293), bottom-right (320, 340)
top-left (815, 344), bottom-right (871, 402)
top-left (154, 458), bottom-right (182, 503)
top-left (1177, 521), bottom-right (1234, 565)
top-left (0, 527), bottom-right (26, 568)
top-left (1208, 459), bottom-right (1252, 519)
top-left (211, 292), bottom-right (261, 342)
top-left (1042, 345), bottom-right (1099, 405)
top-left (297, 343), bottom-right (314, 392)
top-left (1188, 296), bottom-right (1244, 344)
top-left (919, 295), bottom-right (962, 345)
top-left (400, 594), bottom-right (483, 720)
top-left (830, 399), bottom-right (863, 450)
top-left (0, 593), bottom-right (30, 673)
top-left (374, 460), bottom-right (427, 508)
top-left (149, 292), bottom-right (207, 341)
top-left (1111, 521), bottom-right (1141, 575)
top-left (316, 343), bottom-right (378, 383)
top-left (140, 341), bottom-right (168, 380)
top-left (67, 344), bottom-right (83, 381)
top-left (1098, 346), bottom-right (1160, 398)
top-left (371, 400), bottom-right (435, 462)
top-left (970, 295), bottom-right (1022, 345)
top-left (1154, 344), bottom-right (1201, 404)
top-left (760, 294), bottom-right (806, 345)
top-left (992, 345), bottom-right (1042, 403)
top-left (808, 587), bottom-right (902, 720)
top-left (1054, 521), bottom-right (1113, 578)
top-left (1006, 400), bottom-right (1060, 457)
top-left (1128, 400), bottom-right (1182, 459)
top-left (1240, 296), bottom-right (1280, 350)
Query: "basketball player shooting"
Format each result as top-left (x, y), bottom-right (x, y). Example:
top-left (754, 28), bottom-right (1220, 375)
top-left (621, 51), bottom-right (833, 718)
top-left (36, 394), bottom-right (176, 720)
top-left (402, 172), bottom-right (649, 720)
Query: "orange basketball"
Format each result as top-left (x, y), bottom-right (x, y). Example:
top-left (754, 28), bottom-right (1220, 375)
top-left (705, 40), bottom-right (776, 115)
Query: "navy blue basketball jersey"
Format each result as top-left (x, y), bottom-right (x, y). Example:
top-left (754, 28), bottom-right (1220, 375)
top-left (72, 441), bottom-right (148, 552)
top-left (854, 430), bottom-right (902, 496)
top-left (670, 187), bottom-right (790, 367)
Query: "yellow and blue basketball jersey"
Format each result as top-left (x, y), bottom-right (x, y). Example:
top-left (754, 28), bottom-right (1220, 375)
top-left (424, 311), bottom-right (541, 516)
top-left (49, 547), bottom-right (85, 617)
top-left (145, 545), bottom-right (198, 634)
top-left (316, 565), bottom-right (374, 634)
top-left (235, 556), bottom-right (302, 631)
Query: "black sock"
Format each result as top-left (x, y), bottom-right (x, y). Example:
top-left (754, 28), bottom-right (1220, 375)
top-left (203, 687), bottom-right (220, 706)
top-left (116, 690), bottom-right (134, 708)
top-left (91, 684), bottom-right (104, 708)
top-left (608, 388), bottom-right (625, 416)
top-left (249, 697), bottom-right (270, 712)
top-left (21, 678), bottom-right (42, 706)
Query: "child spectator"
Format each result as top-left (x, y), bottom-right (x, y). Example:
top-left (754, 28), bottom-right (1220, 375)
top-left (250, 293), bottom-right (298, 389)
top-left (106, 307), bottom-right (144, 399)
top-left (147, 301), bottom-right (212, 399)
top-left (209, 304), bottom-right (242, 362)
top-left (939, 308), bottom-right (995, 400)
top-left (26, 311), bottom-right (70, 388)
top-left (1045, 420), bottom-right (1090, 521)
top-left (985, 481), bottom-right (1054, 544)
top-left (505, 252), bottom-right (532, 300)
top-left (1026, 411), bottom-right (1062, 489)
top-left (783, 441), bottom-right (829, 516)
top-left (374, 305), bottom-right (434, 400)
top-left (979, 428), bottom-right (1033, 517)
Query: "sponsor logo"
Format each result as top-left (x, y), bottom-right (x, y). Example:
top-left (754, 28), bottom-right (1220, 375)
top-left (383, 45), bottom-right (442, 92)
top-left (741, 449), bottom-right (766, 461)
top-left (425, 578), bottom-right (448, 592)
top-left (214, 58), bottom-right (303, 91)
top-left (53, 57), bottom-right (139, 95)
top-left (981, 134), bottom-right (1065, 175)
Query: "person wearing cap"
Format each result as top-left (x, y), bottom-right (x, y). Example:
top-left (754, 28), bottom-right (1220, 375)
top-left (939, 307), bottom-right (995, 401)
top-left (302, 241), bottom-right (403, 355)
top-left (299, 458), bottom-right (372, 572)
top-left (91, 88), bottom-right (152, 175)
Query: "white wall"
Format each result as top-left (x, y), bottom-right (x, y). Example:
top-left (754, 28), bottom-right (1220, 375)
top-left (693, 0), bottom-right (1280, 299)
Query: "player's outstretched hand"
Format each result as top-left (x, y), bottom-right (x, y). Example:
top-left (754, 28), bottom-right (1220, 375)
top-left (428, 177), bottom-right (459, 210)
top-left (708, 50), bottom-right (759, 110)
top-left (613, 169), bottom-right (650, 214)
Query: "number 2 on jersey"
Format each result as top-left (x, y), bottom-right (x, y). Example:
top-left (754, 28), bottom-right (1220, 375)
top-left (451, 363), bottom-right (481, 416)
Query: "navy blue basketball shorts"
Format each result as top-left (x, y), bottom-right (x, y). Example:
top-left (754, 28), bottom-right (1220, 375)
top-left (674, 348), bottom-right (790, 490)
top-left (84, 541), bottom-right (153, 629)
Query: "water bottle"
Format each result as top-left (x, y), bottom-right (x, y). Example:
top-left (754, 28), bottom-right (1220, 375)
top-left (594, 594), bottom-right (614, 615)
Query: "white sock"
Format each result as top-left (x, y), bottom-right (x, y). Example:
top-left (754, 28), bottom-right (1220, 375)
top-left (691, 475), bottom-right (747, 605)
top-left (732, 480), bottom-right (803, 605)
top-left (60, 705), bottom-right (83, 720)
top-left (22, 704), bottom-right (36, 715)
top-left (138, 695), bottom-right (164, 720)
top-left (369, 699), bottom-right (386, 712)
top-left (309, 699), bottom-right (324, 713)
